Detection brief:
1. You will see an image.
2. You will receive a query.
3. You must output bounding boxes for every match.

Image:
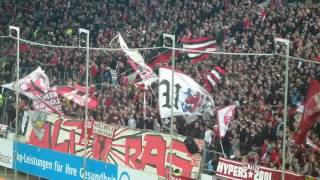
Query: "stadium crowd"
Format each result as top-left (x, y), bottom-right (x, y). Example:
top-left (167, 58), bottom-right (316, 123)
top-left (0, 0), bottom-right (320, 178)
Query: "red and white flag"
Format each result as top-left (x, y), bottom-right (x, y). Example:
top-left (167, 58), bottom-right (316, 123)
top-left (1, 67), bottom-right (63, 114)
top-left (180, 37), bottom-right (216, 64)
top-left (306, 138), bottom-right (320, 152)
top-left (202, 66), bottom-right (225, 93)
top-left (119, 33), bottom-right (158, 89)
top-left (158, 66), bottom-right (214, 118)
top-left (118, 33), bottom-right (145, 67)
top-left (128, 59), bottom-right (158, 90)
top-left (148, 49), bottom-right (181, 68)
top-left (1, 67), bottom-right (50, 99)
top-left (293, 79), bottom-right (320, 144)
top-left (55, 84), bottom-right (98, 109)
top-left (32, 88), bottom-right (62, 113)
top-left (217, 105), bottom-right (237, 138)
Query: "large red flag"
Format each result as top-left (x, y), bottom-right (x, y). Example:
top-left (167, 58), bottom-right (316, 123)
top-left (55, 84), bottom-right (99, 109)
top-left (294, 79), bottom-right (320, 144)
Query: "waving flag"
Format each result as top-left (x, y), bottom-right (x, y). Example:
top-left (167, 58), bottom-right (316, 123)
top-left (2, 67), bottom-right (50, 99)
top-left (119, 33), bottom-right (158, 89)
top-left (55, 84), bottom-right (98, 109)
top-left (217, 105), bottom-right (237, 138)
top-left (148, 49), bottom-right (181, 68)
top-left (1, 67), bottom-right (62, 114)
top-left (118, 33), bottom-right (145, 67)
top-left (294, 79), bottom-right (320, 144)
top-left (180, 37), bottom-right (216, 64)
top-left (306, 138), bottom-right (320, 152)
top-left (158, 67), bottom-right (214, 118)
top-left (202, 66), bottom-right (225, 93)
top-left (128, 59), bottom-right (158, 89)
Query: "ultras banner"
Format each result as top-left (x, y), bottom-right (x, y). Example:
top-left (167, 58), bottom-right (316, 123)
top-left (22, 110), bottom-right (203, 179)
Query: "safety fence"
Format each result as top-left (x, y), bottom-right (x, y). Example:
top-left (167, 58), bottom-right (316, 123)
top-left (1, 27), bottom-right (320, 180)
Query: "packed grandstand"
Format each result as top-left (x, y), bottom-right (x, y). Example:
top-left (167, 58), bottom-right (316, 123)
top-left (0, 0), bottom-right (320, 179)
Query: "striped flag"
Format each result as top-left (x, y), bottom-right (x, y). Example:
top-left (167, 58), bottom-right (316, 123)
top-left (180, 37), bottom-right (216, 64)
top-left (202, 66), bottom-right (225, 93)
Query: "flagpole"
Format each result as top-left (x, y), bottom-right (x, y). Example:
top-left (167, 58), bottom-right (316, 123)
top-left (275, 38), bottom-right (290, 180)
top-left (163, 33), bottom-right (175, 180)
top-left (9, 26), bottom-right (20, 180)
top-left (219, 139), bottom-right (226, 157)
top-left (143, 90), bottom-right (146, 120)
top-left (79, 28), bottom-right (90, 180)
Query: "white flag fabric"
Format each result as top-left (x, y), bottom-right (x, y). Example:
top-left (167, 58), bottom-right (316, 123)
top-left (1, 67), bottom-right (50, 99)
top-left (217, 105), bottom-right (237, 138)
top-left (118, 33), bottom-right (145, 67)
top-left (128, 59), bottom-right (158, 89)
top-left (306, 138), bottom-right (320, 152)
top-left (119, 33), bottom-right (158, 89)
top-left (159, 67), bottom-right (214, 118)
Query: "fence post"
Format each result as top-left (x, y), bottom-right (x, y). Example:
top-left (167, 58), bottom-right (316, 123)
top-left (9, 25), bottom-right (20, 180)
top-left (275, 38), bottom-right (290, 180)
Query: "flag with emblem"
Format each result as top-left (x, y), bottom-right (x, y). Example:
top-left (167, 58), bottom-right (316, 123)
top-left (217, 105), bottom-right (237, 138)
top-left (158, 67), bottom-right (214, 118)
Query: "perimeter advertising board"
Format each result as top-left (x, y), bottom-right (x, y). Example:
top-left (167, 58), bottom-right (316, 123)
top-left (0, 138), bottom-right (13, 168)
top-left (15, 142), bottom-right (118, 180)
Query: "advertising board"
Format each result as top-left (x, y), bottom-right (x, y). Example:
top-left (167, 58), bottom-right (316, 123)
top-left (15, 142), bottom-right (118, 180)
top-left (0, 138), bottom-right (13, 169)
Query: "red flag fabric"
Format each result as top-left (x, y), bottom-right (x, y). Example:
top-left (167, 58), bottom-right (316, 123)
top-left (128, 59), bottom-right (158, 90)
top-left (149, 50), bottom-right (180, 68)
top-left (202, 66), bottom-right (225, 93)
top-left (180, 37), bottom-right (216, 64)
top-left (55, 84), bottom-right (99, 109)
top-left (293, 79), bottom-right (320, 144)
top-left (217, 105), bottom-right (237, 138)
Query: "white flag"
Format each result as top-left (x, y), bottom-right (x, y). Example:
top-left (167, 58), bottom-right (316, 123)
top-left (1, 67), bottom-right (50, 99)
top-left (159, 67), bottom-right (214, 118)
top-left (118, 33), bottom-right (145, 67)
top-left (217, 105), bottom-right (237, 138)
top-left (119, 33), bottom-right (158, 89)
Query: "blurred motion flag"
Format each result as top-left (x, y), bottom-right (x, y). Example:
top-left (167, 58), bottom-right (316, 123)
top-left (1, 67), bottom-right (50, 99)
top-left (118, 33), bottom-right (158, 89)
top-left (1, 67), bottom-right (63, 114)
top-left (128, 59), bottom-right (158, 90)
top-left (306, 137), bottom-right (320, 152)
top-left (118, 33), bottom-right (145, 67)
top-left (202, 65), bottom-right (225, 93)
top-left (180, 37), bottom-right (216, 64)
top-left (55, 84), bottom-right (98, 109)
top-left (293, 79), bottom-right (320, 144)
top-left (217, 105), bottom-right (237, 138)
top-left (148, 49), bottom-right (180, 68)
top-left (158, 66), bottom-right (214, 118)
